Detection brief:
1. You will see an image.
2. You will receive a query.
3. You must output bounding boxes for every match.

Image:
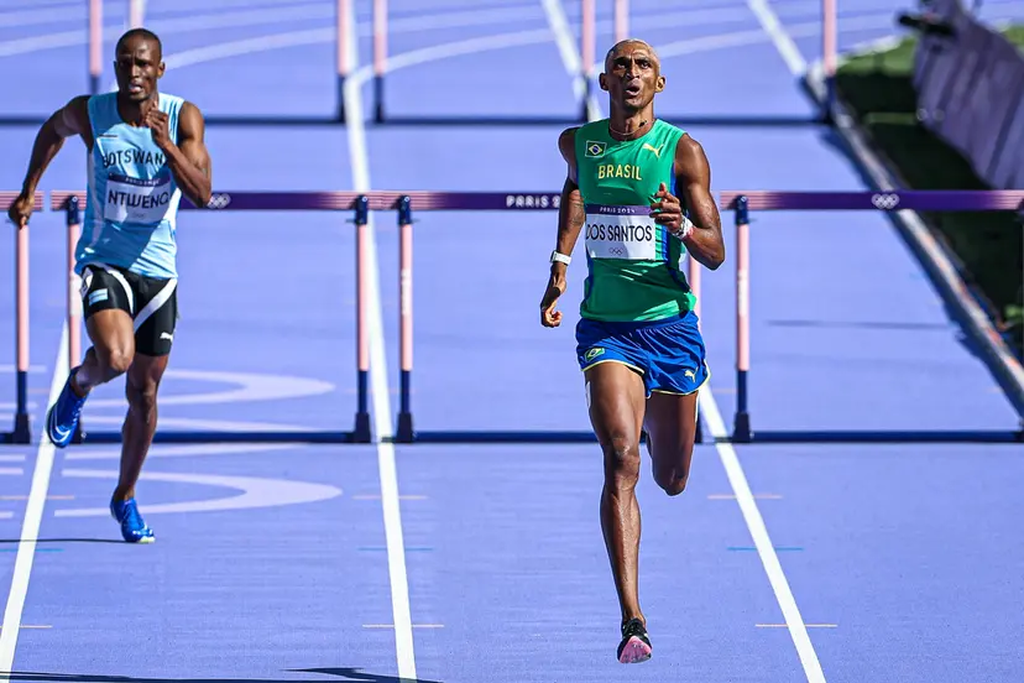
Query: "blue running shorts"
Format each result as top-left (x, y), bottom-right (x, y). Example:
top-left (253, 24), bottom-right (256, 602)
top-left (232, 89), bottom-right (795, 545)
top-left (575, 311), bottom-right (710, 398)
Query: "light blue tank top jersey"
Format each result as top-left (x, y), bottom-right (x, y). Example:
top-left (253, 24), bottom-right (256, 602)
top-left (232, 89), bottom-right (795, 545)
top-left (77, 91), bottom-right (184, 280)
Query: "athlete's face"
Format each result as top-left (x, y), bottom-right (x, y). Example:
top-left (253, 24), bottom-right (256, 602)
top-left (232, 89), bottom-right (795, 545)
top-left (600, 42), bottom-right (664, 113)
top-left (114, 37), bottom-right (164, 103)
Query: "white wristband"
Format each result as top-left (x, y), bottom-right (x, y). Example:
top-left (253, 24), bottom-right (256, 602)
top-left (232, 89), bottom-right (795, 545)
top-left (669, 216), bottom-right (695, 241)
top-left (550, 250), bottom-right (572, 266)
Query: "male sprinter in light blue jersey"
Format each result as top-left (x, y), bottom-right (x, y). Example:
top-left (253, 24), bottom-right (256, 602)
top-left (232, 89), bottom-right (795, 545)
top-left (8, 28), bottom-right (212, 543)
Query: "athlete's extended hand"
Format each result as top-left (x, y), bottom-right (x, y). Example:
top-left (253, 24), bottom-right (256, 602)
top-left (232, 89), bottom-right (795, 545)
top-left (540, 273), bottom-right (567, 328)
top-left (145, 108), bottom-right (173, 151)
top-left (650, 182), bottom-right (692, 240)
top-left (6, 191), bottom-right (34, 229)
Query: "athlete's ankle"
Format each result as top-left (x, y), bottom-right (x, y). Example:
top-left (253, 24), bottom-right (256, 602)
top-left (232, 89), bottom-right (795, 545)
top-left (621, 613), bottom-right (646, 629)
top-left (69, 370), bottom-right (90, 399)
top-left (112, 486), bottom-right (135, 502)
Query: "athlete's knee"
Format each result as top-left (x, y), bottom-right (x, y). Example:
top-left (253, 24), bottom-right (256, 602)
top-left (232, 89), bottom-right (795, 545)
top-left (601, 432), bottom-right (642, 489)
top-left (652, 448), bottom-right (692, 496)
top-left (656, 471), bottom-right (688, 496)
top-left (126, 379), bottom-right (159, 422)
top-left (96, 344), bottom-right (133, 378)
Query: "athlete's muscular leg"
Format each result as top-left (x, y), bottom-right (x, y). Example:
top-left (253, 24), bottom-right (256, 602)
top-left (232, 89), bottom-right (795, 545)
top-left (586, 362), bottom-right (648, 627)
top-left (73, 310), bottom-right (136, 395)
top-left (643, 390), bottom-right (700, 496)
top-left (114, 353), bottom-right (169, 502)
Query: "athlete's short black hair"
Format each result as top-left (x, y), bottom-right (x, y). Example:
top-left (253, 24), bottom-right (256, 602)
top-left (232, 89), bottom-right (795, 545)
top-left (115, 28), bottom-right (163, 60)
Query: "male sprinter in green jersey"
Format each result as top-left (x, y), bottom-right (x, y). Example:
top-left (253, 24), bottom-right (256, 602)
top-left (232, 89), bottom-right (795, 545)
top-left (539, 39), bottom-right (725, 663)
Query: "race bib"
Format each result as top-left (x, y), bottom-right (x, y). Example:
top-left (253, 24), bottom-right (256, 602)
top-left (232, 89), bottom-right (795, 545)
top-left (584, 204), bottom-right (658, 260)
top-left (103, 173), bottom-right (174, 225)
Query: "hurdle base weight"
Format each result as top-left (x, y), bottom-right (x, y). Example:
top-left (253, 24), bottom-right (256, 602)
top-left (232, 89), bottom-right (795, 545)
top-left (353, 411), bottom-right (372, 443)
top-left (10, 413), bottom-right (31, 445)
top-left (396, 412), bottom-right (414, 444)
top-left (733, 411), bottom-right (751, 443)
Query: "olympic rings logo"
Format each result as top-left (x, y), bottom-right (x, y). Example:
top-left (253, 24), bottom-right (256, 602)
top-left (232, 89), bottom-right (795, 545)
top-left (206, 193), bottom-right (232, 210)
top-left (871, 193), bottom-right (900, 210)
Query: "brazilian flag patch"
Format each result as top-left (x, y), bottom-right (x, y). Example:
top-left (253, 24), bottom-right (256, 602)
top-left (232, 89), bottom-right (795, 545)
top-left (584, 140), bottom-right (606, 158)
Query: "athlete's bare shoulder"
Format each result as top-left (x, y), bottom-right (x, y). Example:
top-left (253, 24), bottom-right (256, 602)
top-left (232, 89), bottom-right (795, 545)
top-left (177, 100), bottom-right (206, 138)
top-left (672, 133), bottom-right (711, 177)
top-left (557, 126), bottom-right (579, 162)
top-left (558, 127), bottom-right (580, 183)
top-left (52, 94), bottom-right (94, 147)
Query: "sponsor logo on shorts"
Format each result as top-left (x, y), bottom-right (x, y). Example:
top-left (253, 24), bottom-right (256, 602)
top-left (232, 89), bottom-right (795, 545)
top-left (684, 369), bottom-right (696, 381)
top-left (88, 288), bottom-right (108, 307)
top-left (160, 332), bottom-right (174, 342)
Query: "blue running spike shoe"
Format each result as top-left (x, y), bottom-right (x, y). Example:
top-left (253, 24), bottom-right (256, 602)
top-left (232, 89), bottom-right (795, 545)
top-left (110, 497), bottom-right (155, 544)
top-left (46, 366), bottom-right (87, 448)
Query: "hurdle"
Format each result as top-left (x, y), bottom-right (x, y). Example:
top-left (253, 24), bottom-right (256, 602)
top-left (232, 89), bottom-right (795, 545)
top-left (722, 189), bottom-right (1024, 444)
top-left (74, 0), bottom-right (351, 125)
top-left (19, 0), bottom-right (841, 128)
top-left (6, 188), bottom-right (1021, 445)
top-left (51, 190), bottom-right (374, 445)
top-left (30, 189), bottom-right (698, 445)
top-left (368, 0), bottom-right (840, 125)
top-left (384, 189), bottom-right (1023, 445)
top-left (0, 192), bottom-right (45, 445)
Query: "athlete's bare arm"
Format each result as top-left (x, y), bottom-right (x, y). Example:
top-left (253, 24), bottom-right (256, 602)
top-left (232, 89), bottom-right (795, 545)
top-left (672, 134), bottom-right (725, 270)
top-left (541, 126), bottom-right (586, 328)
top-left (7, 96), bottom-right (91, 228)
top-left (146, 100), bottom-right (212, 208)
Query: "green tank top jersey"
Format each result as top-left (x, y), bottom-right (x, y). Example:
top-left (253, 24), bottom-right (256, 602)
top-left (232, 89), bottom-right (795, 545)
top-left (574, 118), bottom-right (696, 322)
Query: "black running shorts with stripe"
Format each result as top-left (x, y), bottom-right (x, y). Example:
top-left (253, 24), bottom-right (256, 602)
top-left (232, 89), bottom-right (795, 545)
top-left (79, 263), bottom-right (179, 357)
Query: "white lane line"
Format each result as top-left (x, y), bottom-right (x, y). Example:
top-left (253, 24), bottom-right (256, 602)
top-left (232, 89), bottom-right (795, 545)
top-left (0, 325), bottom-right (67, 680)
top-left (746, 0), bottom-right (808, 74)
top-left (342, 2), bottom-right (416, 681)
top-left (699, 397), bottom-right (827, 682)
top-left (539, 0), bottom-right (601, 119)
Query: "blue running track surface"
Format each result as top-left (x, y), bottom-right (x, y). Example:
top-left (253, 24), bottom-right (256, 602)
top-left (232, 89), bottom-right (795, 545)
top-left (0, 1), bottom-right (1022, 682)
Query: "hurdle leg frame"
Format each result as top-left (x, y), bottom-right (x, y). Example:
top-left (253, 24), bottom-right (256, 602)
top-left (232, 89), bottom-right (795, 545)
top-left (65, 197), bottom-right (85, 445)
top-left (6, 211), bottom-right (32, 444)
top-left (353, 196), bottom-right (373, 443)
top-left (580, 0), bottom-right (595, 121)
top-left (395, 196), bottom-right (415, 443)
top-left (336, 0), bottom-right (350, 123)
top-left (373, 0), bottom-right (387, 123)
top-left (733, 196), bottom-right (751, 442)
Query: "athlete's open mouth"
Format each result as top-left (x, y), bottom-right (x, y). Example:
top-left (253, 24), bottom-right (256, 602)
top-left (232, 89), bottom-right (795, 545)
top-left (624, 81), bottom-right (642, 97)
top-left (128, 82), bottom-right (144, 93)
